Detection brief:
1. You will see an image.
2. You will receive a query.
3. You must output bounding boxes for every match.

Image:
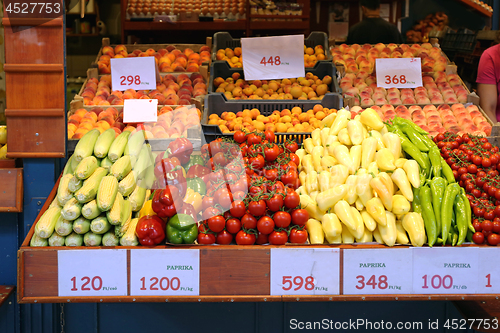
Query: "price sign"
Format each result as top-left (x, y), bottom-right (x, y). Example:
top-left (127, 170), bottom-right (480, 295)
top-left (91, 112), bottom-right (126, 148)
top-left (58, 250), bottom-right (127, 296)
top-left (375, 58), bottom-right (422, 88)
top-left (477, 248), bottom-right (500, 294)
top-left (270, 248), bottom-right (340, 296)
top-left (413, 248), bottom-right (479, 294)
top-left (343, 248), bottom-right (413, 295)
top-left (111, 57), bottom-right (157, 91)
top-left (241, 35), bottom-right (305, 81)
top-left (130, 249), bottom-right (200, 296)
top-left (123, 99), bottom-right (158, 123)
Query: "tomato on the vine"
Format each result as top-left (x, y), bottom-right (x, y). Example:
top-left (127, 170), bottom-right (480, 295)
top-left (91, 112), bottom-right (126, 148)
top-left (226, 218), bottom-right (242, 234)
top-left (257, 216), bottom-right (275, 234)
top-left (473, 231), bottom-right (485, 244)
top-left (233, 130), bottom-right (247, 144)
top-left (264, 144), bottom-right (280, 162)
top-left (487, 233), bottom-right (500, 245)
top-left (198, 232), bottom-right (216, 244)
top-left (281, 169), bottom-right (298, 186)
top-left (208, 215), bottom-right (226, 233)
top-left (267, 194), bottom-right (284, 212)
top-left (247, 133), bottom-right (262, 145)
top-left (285, 141), bottom-right (299, 153)
top-left (235, 230), bottom-right (256, 245)
top-left (268, 230), bottom-right (288, 245)
top-left (216, 230), bottom-right (233, 245)
top-left (291, 209), bottom-right (309, 226)
top-left (256, 231), bottom-right (269, 245)
top-left (289, 227), bottom-right (308, 244)
top-left (264, 130), bottom-right (275, 143)
top-left (230, 200), bottom-right (246, 218)
top-left (241, 213), bottom-right (258, 229)
top-left (284, 191), bottom-right (300, 209)
top-left (248, 200), bottom-right (266, 216)
top-left (274, 211), bottom-right (291, 228)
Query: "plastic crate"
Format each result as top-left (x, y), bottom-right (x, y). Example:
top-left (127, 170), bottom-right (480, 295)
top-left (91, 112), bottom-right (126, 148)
top-left (441, 29), bottom-right (478, 53)
top-left (202, 92), bottom-right (343, 144)
top-left (208, 60), bottom-right (341, 95)
top-left (212, 31), bottom-right (333, 64)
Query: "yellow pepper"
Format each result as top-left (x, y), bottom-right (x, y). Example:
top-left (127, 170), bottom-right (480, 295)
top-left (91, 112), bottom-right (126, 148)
top-left (329, 164), bottom-right (349, 188)
top-left (375, 148), bottom-right (396, 171)
top-left (379, 172), bottom-right (395, 195)
top-left (360, 209), bottom-right (377, 232)
top-left (316, 185), bottom-right (348, 212)
top-left (301, 154), bottom-right (314, 174)
top-left (338, 128), bottom-right (352, 146)
top-left (391, 168), bottom-right (413, 201)
top-left (321, 156), bottom-right (336, 170)
top-left (403, 159), bottom-right (421, 188)
top-left (321, 213), bottom-right (342, 238)
top-left (341, 225), bottom-right (355, 244)
top-left (306, 218), bottom-right (325, 244)
top-left (326, 139), bottom-right (341, 157)
top-left (320, 127), bottom-right (331, 146)
top-left (321, 112), bottom-right (337, 128)
top-left (350, 145), bottom-right (362, 173)
top-left (326, 233), bottom-right (342, 244)
top-left (312, 146), bottom-right (324, 172)
top-left (347, 119), bottom-right (364, 145)
top-left (300, 194), bottom-right (324, 221)
top-left (366, 197), bottom-right (387, 226)
top-left (380, 125), bottom-right (388, 135)
top-left (369, 130), bottom-right (386, 151)
top-left (361, 137), bottom-right (377, 169)
top-left (333, 145), bottom-right (353, 172)
top-left (349, 206), bottom-right (365, 239)
top-left (395, 158), bottom-right (408, 168)
top-left (360, 108), bottom-right (384, 131)
top-left (309, 191), bottom-right (319, 202)
top-left (305, 170), bottom-right (318, 194)
top-left (356, 174), bottom-right (374, 206)
top-left (138, 199), bottom-right (156, 219)
top-left (370, 173), bottom-right (394, 211)
top-left (334, 200), bottom-right (357, 231)
top-left (402, 212), bottom-right (426, 247)
top-left (355, 198), bottom-right (364, 211)
top-left (311, 128), bottom-right (322, 146)
top-left (183, 188), bottom-right (202, 213)
top-left (296, 186), bottom-right (306, 196)
top-left (378, 211), bottom-right (397, 246)
top-left (395, 220), bottom-right (410, 245)
top-left (382, 132), bottom-right (402, 160)
top-left (329, 109), bottom-right (351, 135)
top-left (367, 161), bottom-right (379, 176)
top-left (372, 226), bottom-right (384, 244)
top-left (295, 148), bottom-right (306, 168)
top-left (392, 194), bottom-right (411, 215)
top-left (355, 227), bottom-right (373, 243)
top-left (299, 171), bottom-right (307, 189)
top-left (318, 171), bottom-right (331, 193)
top-left (303, 138), bottom-right (315, 154)
top-left (344, 175), bottom-right (358, 205)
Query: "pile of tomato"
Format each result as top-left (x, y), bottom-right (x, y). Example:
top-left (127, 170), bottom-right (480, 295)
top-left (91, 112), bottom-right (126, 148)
top-left (435, 132), bottom-right (500, 245)
top-left (198, 130), bottom-right (309, 245)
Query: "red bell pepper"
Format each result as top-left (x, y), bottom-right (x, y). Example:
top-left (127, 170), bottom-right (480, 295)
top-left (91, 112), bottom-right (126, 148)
top-left (186, 164), bottom-right (211, 179)
top-left (135, 215), bottom-right (166, 246)
top-left (154, 156), bottom-right (181, 179)
top-left (167, 138), bottom-right (193, 165)
top-left (178, 202), bottom-right (198, 223)
top-left (152, 187), bottom-right (183, 218)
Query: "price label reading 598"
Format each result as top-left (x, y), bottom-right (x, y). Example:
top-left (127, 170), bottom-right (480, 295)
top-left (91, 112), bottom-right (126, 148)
top-left (282, 276), bottom-right (315, 291)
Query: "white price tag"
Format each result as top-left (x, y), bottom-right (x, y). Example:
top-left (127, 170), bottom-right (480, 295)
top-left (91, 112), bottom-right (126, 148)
top-left (130, 249), bottom-right (200, 296)
top-left (375, 58), bottom-right (422, 88)
top-left (477, 248), bottom-right (500, 294)
top-left (270, 248), bottom-right (340, 296)
top-left (111, 57), bottom-right (157, 91)
top-left (343, 248), bottom-right (413, 294)
top-left (123, 99), bottom-right (158, 123)
top-left (58, 250), bottom-right (127, 297)
top-left (241, 35), bottom-right (305, 81)
top-left (413, 248), bottom-right (478, 294)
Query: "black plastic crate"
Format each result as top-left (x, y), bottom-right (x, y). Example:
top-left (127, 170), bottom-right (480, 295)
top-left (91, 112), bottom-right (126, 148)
top-left (441, 29), bottom-right (478, 53)
top-left (202, 92), bottom-right (343, 144)
top-left (212, 31), bottom-right (333, 65)
top-left (208, 60), bottom-right (341, 96)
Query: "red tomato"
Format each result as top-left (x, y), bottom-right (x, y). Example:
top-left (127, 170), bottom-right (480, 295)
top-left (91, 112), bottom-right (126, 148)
top-left (264, 144), bottom-right (280, 162)
top-left (268, 230), bottom-right (288, 245)
top-left (289, 228), bottom-right (308, 244)
top-left (256, 231), bottom-right (269, 245)
top-left (241, 213), bottom-right (258, 229)
top-left (482, 220), bottom-right (493, 232)
top-left (257, 216), bottom-right (275, 234)
top-left (289, 153), bottom-right (300, 167)
top-left (233, 130), bottom-right (247, 143)
top-left (247, 133), bottom-right (262, 145)
top-left (226, 218), bottom-right (242, 234)
top-left (473, 232), bottom-right (485, 244)
top-left (285, 141), bottom-right (299, 153)
top-left (230, 200), bottom-right (246, 218)
top-left (281, 169), bottom-right (298, 186)
top-left (198, 233), bottom-right (216, 244)
top-left (213, 152), bottom-right (227, 166)
top-left (232, 190), bottom-right (246, 201)
top-left (493, 221), bottom-right (500, 233)
top-left (216, 230), bottom-right (233, 245)
top-left (267, 194), bottom-right (284, 212)
top-left (284, 191), bottom-right (300, 209)
top-left (291, 208), bottom-right (309, 226)
top-left (473, 221), bottom-right (482, 232)
top-left (263, 168), bottom-right (279, 181)
top-left (202, 207), bottom-right (220, 221)
top-left (217, 189), bottom-right (233, 210)
top-left (273, 211), bottom-right (291, 228)
top-left (235, 230), bottom-right (256, 245)
top-left (208, 215), bottom-right (226, 233)
top-left (264, 130), bottom-right (275, 143)
top-left (487, 233), bottom-right (500, 245)
top-left (250, 155), bottom-right (265, 170)
top-left (248, 200), bottom-right (266, 216)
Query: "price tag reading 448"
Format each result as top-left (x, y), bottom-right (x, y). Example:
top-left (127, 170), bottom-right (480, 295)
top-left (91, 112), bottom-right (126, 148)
top-left (241, 35), bottom-right (305, 81)
top-left (270, 248), bottom-right (340, 296)
top-left (58, 250), bottom-right (128, 297)
top-left (375, 58), bottom-right (422, 88)
top-left (110, 57), bottom-right (157, 91)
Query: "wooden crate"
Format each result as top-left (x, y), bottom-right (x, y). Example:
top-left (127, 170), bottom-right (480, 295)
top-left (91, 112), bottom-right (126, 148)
top-left (0, 166), bottom-right (23, 212)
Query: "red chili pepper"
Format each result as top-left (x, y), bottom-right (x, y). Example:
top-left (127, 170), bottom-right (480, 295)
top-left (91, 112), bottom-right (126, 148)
top-left (135, 215), bottom-right (166, 246)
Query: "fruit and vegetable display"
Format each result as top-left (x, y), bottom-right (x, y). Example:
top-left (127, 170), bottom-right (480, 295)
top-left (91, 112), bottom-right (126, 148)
top-left (212, 72), bottom-right (333, 100)
top-left (68, 105), bottom-right (201, 139)
top-left (81, 73), bottom-right (206, 106)
top-left (97, 44), bottom-right (211, 74)
top-left (349, 104), bottom-right (492, 137)
top-left (405, 12), bottom-right (448, 43)
top-left (0, 125), bottom-right (8, 159)
top-left (341, 72), bottom-right (469, 106)
top-left (331, 43), bottom-right (447, 74)
top-left (207, 104), bottom-right (337, 134)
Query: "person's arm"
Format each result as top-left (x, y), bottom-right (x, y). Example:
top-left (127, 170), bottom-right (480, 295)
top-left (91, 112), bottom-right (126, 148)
top-left (477, 83), bottom-right (498, 123)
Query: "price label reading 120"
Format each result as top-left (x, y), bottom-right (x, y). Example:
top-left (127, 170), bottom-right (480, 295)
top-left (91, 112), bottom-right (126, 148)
top-left (110, 57), bottom-right (157, 91)
top-left (413, 248), bottom-right (479, 294)
top-left (375, 58), bottom-right (422, 88)
top-left (58, 250), bottom-right (128, 297)
top-left (343, 248), bottom-right (413, 295)
top-left (130, 249), bottom-right (200, 296)
top-left (270, 248), bottom-right (340, 296)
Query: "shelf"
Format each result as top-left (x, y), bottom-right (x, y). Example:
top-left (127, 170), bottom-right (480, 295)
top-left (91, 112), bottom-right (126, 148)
top-left (455, 0), bottom-right (493, 17)
top-left (123, 20), bottom-right (247, 31)
top-left (67, 33), bottom-right (100, 37)
top-left (0, 286), bottom-right (15, 308)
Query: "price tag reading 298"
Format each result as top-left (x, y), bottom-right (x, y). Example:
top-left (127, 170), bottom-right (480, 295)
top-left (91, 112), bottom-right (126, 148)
top-left (120, 75), bottom-right (141, 86)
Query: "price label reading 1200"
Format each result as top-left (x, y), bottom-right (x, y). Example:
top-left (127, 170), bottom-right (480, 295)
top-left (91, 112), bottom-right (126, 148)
top-left (375, 58), bottom-right (422, 88)
top-left (270, 248), bottom-right (340, 296)
top-left (413, 248), bottom-right (479, 294)
top-left (110, 57), bottom-right (157, 91)
top-left (130, 249), bottom-right (200, 296)
top-left (58, 250), bottom-right (128, 297)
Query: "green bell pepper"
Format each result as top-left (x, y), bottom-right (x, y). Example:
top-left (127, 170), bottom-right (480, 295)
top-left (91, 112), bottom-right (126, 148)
top-left (184, 154), bottom-right (206, 171)
top-left (166, 214), bottom-right (198, 244)
top-left (186, 177), bottom-right (207, 196)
